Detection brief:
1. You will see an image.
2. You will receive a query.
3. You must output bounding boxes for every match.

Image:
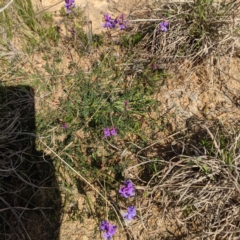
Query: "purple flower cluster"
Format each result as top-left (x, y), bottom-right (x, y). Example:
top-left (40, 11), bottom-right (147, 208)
top-left (100, 180), bottom-right (137, 239)
top-left (103, 13), bottom-right (118, 29)
top-left (65, 0), bottom-right (75, 13)
top-left (159, 21), bottom-right (169, 32)
top-left (100, 221), bottom-right (117, 240)
top-left (120, 180), bottom-right (137, 222)
top-left (123, 206), bottom-right (136, 220)
top-left (104, 127), bottom-right (117, 138)
top-left (103, 13), bottom-right (128, 30)
top-left (119, 179), bottom-right (135, 198)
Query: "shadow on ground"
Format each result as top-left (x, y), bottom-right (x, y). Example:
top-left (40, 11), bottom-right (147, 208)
top-left (0, 86), bottom-right (61, 240)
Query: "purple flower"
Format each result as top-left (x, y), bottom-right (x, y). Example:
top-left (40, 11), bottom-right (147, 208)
top-left (159, 21), bottom-right (169, 32)
top-left (104, 128), bottom-right (111, 138)
top-left (110, 127), bottom-right (117, 136)
top-left (104, 13), bottom-right (112, 22)
top-left (119, 24), bottom-right (125, 30)
top-left (103, 13), bottom-right (116, 29)
top-left (61, 122), bottom-right (68, 130)
top-left (103, 21), bottom-right (116, 29)
top-left (65, 0), bottom-right (75, 13)
top-left (104, 127), bottom-right (117, 138)
top-left (100, 221), bottom-right (117, 240)
top-left (119, 179), bottom-right (135, 198)
top-left (123, 206), bottom-right (136, 221)
top-left (117, 14), bottom-right (128, 30)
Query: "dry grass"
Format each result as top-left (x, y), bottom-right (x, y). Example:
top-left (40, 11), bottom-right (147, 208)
top-left (126, 0), bottom-right (240, 71)
top-left (127, 121), bottom-right (240, 239)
